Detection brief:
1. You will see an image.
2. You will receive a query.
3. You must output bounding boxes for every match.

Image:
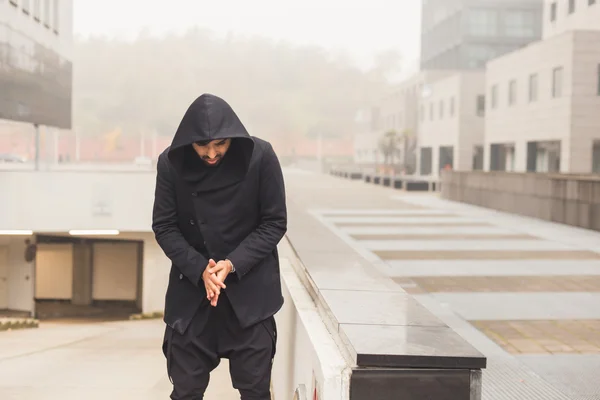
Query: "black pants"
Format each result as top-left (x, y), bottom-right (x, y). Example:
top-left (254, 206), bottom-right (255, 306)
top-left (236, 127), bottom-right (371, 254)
top-left (162, 293), bottom-right (277, 400)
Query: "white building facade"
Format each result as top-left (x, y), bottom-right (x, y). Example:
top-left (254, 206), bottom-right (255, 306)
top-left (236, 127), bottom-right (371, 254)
top-left (418, 71), bottom-right (486, 176)
top-left (485, 0), bottom-right (600, 173)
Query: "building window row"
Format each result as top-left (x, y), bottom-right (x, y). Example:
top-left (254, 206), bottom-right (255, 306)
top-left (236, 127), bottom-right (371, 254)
top-left (490, 66), bottom-right (566, 109)
top-left (420, 95), bottom-right (488, 122)
top-left (7, 0), bottom-right (60, 35)
top-left (551, 0), bottom-right (596, 22)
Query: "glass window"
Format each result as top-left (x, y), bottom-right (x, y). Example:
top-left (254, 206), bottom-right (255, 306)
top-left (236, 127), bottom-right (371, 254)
top-left (466, 45), bottom-right (497, 69)
top-left (450, 97), bottom-right (455, 116)
top-left (53, 0), bottom-right (59, 33)
top-left (43, 0), bottom-right (50, 27)
top-left (476, 95), bottom-right (485, 116)
top-left (491, 85), bottom-right (498, 109)
top-left (467, 9), bottom-right (498, 37)
top-left (529, 74), bottom-right (538, 102)
top-left (569, 0), bottom-right (576, 13)
top-left (509, 80), bottom-right (517, 106)
top-left (553, 67), bottom-right (563, 98)
top-left (439, 100), bottom-right (444, 119)
top-left (33, 0), bottom-right (41, 21)
top-left (551, 2), bottom-right (557, 21)
top-left (590, 0), bottom-right (597, 5)
top-left (429, 103), bottom-right (434, 121)
top-left (504, 10), bottom-right (536, 37)
top-left (22, 0), bottom-right (30, 14)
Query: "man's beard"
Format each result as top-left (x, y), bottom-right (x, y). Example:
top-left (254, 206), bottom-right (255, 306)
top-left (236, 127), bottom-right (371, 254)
top-left (202, 156), bottom-right (222, 166)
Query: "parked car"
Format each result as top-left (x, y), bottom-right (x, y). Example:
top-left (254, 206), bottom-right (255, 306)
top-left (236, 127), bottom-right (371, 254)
top-left (0, 153), bottom-right (25, 163)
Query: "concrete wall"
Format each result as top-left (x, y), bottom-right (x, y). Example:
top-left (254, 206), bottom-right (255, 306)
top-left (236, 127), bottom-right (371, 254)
top-left (570, 31), bottom-right (600, 172)
top-left (92, 242), bottom-right (139, 301)
top-left (543, 0), bottom-right (600, 38)
top-left (35, 243), bottom-right (73, 300)
top-left (0, 171), bottom-right (156, 232)
top-left (139, 233), bottom-right (170, 314)
top-left (441, 171), bottom-right (600, 231)
top-left (485, 30), bottom-right (600, 173)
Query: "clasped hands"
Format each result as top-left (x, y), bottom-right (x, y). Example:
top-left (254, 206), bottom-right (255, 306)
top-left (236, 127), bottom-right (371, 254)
top-left (202, 259), bottom-right (233, 307)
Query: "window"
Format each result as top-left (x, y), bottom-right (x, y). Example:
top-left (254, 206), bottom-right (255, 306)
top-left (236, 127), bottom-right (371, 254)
top-left (509, 80), bottom-right (517, 106)
top-left (9, 0), bottom-right (17, 6)
top-left (569, 0), bottom-right (576, 13)
top-left (430, 103), bottom-right (434, 121)
top-left (33, 0), bottom-right (41, 21)
top-left (439, 100), bottom-right (444, 119)
top-left (53, 0), bottom-right (59, 33)
top-left (590, 0), bottom-right (597, 5)
top-left (476, 95), bottom-right (486, 116)
top-left (553, 67), bottom-right (563, 97)
top-left (450, 97), bottom-right (455, 116)
top-left (529, 74), bottom-right (538, 102)
top-left (467, 9), bottom-right (498, 37)
top-left (43, 0), bottom-right (50, 27)
top-left (491, 85), bottom-right (498, 109)
top-left (420, 105), bottom-right (425, 122)
top-left (504, 10), bottom-right (536, 37)
top-left (550, 2), bottom-right (557, 21)
top-left (22, 0), bottom-right (30, 14)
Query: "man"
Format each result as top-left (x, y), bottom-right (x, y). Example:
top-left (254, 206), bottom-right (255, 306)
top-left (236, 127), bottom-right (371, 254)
top-left (152, 93), bottom-right (287, 399)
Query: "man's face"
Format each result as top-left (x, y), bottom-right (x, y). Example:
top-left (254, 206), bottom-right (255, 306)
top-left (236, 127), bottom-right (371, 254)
top-left (192, 138), bottom-right (232, 167)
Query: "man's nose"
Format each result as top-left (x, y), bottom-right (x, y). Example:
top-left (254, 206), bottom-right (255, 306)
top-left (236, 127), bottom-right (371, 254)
top-left (208, 149), bottom-right (217, 159)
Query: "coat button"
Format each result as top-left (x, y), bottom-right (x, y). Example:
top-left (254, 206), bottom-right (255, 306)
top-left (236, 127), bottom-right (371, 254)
top-left (189, 219), bottom-right (195, 225)
top-left (179, 274), bottom-right (183, 280)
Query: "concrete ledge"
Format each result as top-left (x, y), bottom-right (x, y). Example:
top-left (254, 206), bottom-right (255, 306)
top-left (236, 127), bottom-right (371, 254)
top-left (0, 318), bottom-right (39, 331)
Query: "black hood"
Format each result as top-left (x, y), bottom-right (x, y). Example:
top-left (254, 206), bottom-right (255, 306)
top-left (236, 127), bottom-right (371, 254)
top-left (168, 94), bottom-right (255, 191)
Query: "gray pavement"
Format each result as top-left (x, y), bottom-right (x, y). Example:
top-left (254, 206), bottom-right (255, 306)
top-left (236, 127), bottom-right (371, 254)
top-left (0, 319), bottom-right (238, 400)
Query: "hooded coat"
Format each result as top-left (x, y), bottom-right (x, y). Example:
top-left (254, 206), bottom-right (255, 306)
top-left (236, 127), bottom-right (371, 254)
top-left (152, 94), bottom-right (287, 335)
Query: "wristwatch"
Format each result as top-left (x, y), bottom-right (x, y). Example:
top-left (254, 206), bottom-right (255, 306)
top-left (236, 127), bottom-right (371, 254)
top-left (227, 259), bottom-right (236, 274)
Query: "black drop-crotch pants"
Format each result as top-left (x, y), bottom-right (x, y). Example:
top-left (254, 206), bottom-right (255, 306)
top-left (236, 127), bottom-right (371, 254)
top-left (162, 293), bottom-right (277, 400)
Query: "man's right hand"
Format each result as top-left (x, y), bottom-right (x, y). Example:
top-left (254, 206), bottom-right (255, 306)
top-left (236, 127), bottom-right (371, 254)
top-left (202, 259), bottom-right (226, 300)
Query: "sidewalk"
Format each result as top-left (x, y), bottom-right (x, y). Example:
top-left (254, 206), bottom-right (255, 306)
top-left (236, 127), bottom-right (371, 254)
top-left (0, 319), bottom-right (238, 400)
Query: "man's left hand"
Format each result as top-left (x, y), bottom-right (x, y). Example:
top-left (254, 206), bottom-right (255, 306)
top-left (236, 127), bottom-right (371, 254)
top-left (207, 260), bottom-right (233, 307)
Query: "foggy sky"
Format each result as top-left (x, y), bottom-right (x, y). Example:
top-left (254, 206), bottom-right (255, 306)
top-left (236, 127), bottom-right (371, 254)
top-left (73, 0), bottom-right (421, 71)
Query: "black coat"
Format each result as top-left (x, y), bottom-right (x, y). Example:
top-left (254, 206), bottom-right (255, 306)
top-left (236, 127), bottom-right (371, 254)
top-left (152, 94), bottom-right (287, 335)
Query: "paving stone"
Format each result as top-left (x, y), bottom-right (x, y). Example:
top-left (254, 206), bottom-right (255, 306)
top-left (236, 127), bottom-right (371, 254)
top-left (376, 250), bottom-right (600, 260)
top-left (352, 233), bottom-right (535, 241)
top-left (404, 276), bottom-right (600, 293)
top-left (471, 320), bottom-right (600, 355)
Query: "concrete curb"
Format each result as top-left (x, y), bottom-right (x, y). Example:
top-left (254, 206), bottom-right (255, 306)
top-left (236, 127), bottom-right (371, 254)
top-left (0, 318), bottom-right (40, 331)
